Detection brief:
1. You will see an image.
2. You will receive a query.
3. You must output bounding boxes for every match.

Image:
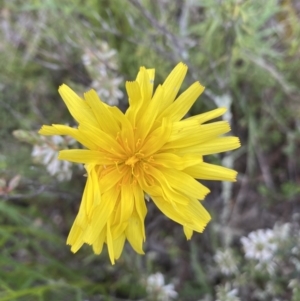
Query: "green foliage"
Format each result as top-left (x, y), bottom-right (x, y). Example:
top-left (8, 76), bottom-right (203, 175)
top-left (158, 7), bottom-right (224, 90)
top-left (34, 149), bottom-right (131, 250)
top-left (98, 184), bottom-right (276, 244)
top-left (1, 0), bottom-right (300, 300)
top-left (0, 201), bottom-right (82, 300)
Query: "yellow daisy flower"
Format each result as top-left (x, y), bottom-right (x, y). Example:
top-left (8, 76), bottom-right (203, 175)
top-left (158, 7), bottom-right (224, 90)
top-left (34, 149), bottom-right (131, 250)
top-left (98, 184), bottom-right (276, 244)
top-left (39, 63), bottom-right (240, 264)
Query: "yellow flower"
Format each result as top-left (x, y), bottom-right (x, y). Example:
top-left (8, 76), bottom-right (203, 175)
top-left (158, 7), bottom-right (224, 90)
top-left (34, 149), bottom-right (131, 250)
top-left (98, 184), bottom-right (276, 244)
top-left (39, 63), bottom-right (240, 264)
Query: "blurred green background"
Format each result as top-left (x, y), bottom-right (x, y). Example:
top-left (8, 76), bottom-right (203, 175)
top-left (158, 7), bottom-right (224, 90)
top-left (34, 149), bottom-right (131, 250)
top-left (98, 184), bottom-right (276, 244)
top-left (1, 0), bottom-right (300, 300)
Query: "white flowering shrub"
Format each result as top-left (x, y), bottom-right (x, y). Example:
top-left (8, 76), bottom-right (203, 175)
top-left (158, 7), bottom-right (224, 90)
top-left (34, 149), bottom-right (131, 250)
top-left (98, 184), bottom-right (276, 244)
top-left (13, 130), bottom-right (80, 182)
top-left (31, 135), bottom-right (75, 182)
top-left (82, 41), bottom-right (123, 106)
top-left (241, 229), bottom-right (277, 262)
top-left (212, 222), bottom-right (300, 301)
top-left (215, 283), bottom-right (240, 301)
top-left (214, 249), bottom-right (238, 276)
top-left (145, 272), bottom-right (178, 301)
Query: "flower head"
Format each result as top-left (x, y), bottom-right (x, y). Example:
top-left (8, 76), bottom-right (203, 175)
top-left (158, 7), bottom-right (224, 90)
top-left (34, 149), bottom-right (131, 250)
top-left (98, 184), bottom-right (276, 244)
top-left (32, 135), bottom-right (75, 181)
top-left (241, 229), bottom-right (277, 262)
top-left (146, 272), bottom-right (178, 301)
top-left (272, 222), bottom-right (291, 244)
top-left (39, 63), bottom-right (240, 264)
top-left (214, 248), bottom-right (238, 275)
top-left (216, 283), bottom-right (240, 301)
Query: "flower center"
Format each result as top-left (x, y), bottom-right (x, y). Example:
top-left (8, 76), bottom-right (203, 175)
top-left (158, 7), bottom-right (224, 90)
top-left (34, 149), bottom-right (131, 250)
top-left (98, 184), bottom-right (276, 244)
top-left (125, 155), bottom-right (140, 167)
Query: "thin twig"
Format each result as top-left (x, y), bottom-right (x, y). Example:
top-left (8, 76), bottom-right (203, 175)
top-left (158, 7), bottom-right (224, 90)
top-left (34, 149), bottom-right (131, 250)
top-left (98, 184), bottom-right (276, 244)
top-left (2, 186), bottom-right (46, 201)
top-left (127, 0), bottom-right (187, 60)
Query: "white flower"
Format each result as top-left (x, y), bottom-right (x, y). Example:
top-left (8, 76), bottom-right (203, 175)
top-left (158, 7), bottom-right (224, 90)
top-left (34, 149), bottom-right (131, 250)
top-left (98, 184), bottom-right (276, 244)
top-left (272, 222), bottom-right (291, 243)
top-left (214, 249), bottom-right (238, 275)
top-left (241, 229), bottom-right (277, 262)
top-left (146, 273), bottom-right (178, 301)
top-left (32, 135), bottom-right (74, 181)
top-left (288, 278), bottom-right (300, 292)
top-left (255, 259), bottom-right (277, 276)
top-left (215, 283), bottom-right (240, 301)
top-left (290, 257), bottom-right (300, 272)
top-left (82, 41), bottom-right (123, 105)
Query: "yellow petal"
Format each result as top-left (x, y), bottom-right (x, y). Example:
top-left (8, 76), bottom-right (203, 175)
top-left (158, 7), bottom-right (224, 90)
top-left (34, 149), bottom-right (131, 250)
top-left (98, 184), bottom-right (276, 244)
top-left (92, 228), bottom-right (106, 254)
top-left (81, 167), bottom-right (97, 220)
top-left (146, 68), bottom-right (155, 97)
top-left (158, 81), bottom-right (204, 121)
top-left (126, 81), bottom-right (141, 107)
top-left (106, 220), bottom-right (115, 264)
top-left (152, 196), bottom-right (211, 233)
top-left (67, 221), bottom-right (84, 253)
top-left (58, 149), bottom-right (114, 165)
top-left (78, 123), bottom-right (125, 157)
top-left (161, 167), bottom-right (210, 201)
top-left (112, 233), bottom-right (126, 260)
top-left (126, 68), bottom-right (154, 127)
top-left (120, 183), bottom-right (134, 223)
top-left (119, 122), bottom-right (135, 155)
top-left (165, 121), bottom-right (231, 148)
top-left (186, 107), bottom-right (227, 124)
top-left (88, 165), bottom-right (101, 208)
top-left (152, 153), bottom-right (203, 170)
top-left (98, 165), bottom-right (125, 193)
top-left (136, 67), bottom-right (153, 102)
top-left (137, 175), bottom-right (168, 201)
top-left (136, 85), bottom-right (164, 141)
top-left (133, 184), bottom-right (147, 240)
top-left (70, 165), bottom-right (98, 228)
top-left (151, 196), bottom-right (190, 226)
top-left (58, 84), bottom-right (98, 126)
top-left (141, 118), bottom-right (172, 156)
top-left (132, 68), bottom-right (151, 125)
top-left (161, 62), bottom-right (188, 110)
top-left (145, 165), bottom-right (190, 205)
top-left (125, 210), bottom-right (145, 254)
top-left (39, 124), bottom-right (98, 150)
top-left (38, 125), bottom-right (63, 136)
top-left (170, 119), bottom-right (200, 138)
top-left (183, 226), bottom-right (193, 240)
top-left (109, 193), bottom-right (129, 239)
top-left (178, 137), bottom-right (241, 155)
top-left (111, 220), bottom-right (128, 240)
top-left (82, 188), bottom-right (119, 245)
top-left (125, 81), bottom-right (141, 125)
top-left (184, 162), bottom-right (238, 181)
top-left (183, 198), bottom-right (211, 232)
top-left (84, 89), bottom-right (120, 135)
top-left (97, 104), bottom-right (135, 152)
